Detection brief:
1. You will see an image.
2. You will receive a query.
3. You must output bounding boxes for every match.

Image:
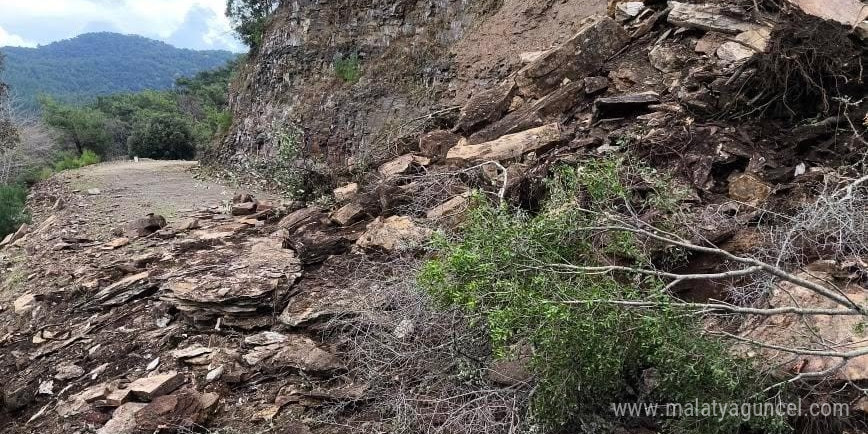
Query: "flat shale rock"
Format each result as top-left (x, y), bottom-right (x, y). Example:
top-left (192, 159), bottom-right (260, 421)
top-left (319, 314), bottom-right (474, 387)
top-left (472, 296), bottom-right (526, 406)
top-left (96, 402), bottom-right (148, 434)
top-left (515, 16), bottom-right (629, 98)
top-left (448, 123), bottom-right (565, 163)
top-left (242, 335), bottom-right (344, 373)
top-left (161, 238), bottom-right (302, 327)
top-left (667, 1), bottom-right (760, 34)
top-left (378, 154), bottom-right (431, 178)
top-left (129, 372), bottom-right (185, 401)
top-left (456, 81), bottom-right (517, 133)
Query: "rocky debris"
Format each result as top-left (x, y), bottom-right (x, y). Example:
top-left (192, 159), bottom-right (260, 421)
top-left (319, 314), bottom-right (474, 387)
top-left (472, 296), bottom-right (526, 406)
top-left (54, 363), bottom-right (85, 381)
top-left (427, 192), bottom-right (472, 223)
top-left (91, 271), bottom-right (152, 306)
top-left (134, 389), bottom-right (206, 432)
top-left (456, 81), bottom-right (518, 133)
top-left (356, 216), bottom-right (433, 252)
top-left (243, 334), bottom-right (344, 373)
top-left (333, 183), bottom-right (359, 202)
top-left (594, 91), bottom-right (660, 118)
top-left (96, 402), bottom-right (148, 434)
top-left (231, 201), bottom-right (257, 216)
top-left (87, 188), bottom-right (101, 196)
top-left (279, 207), bottom-right (328, 233)
top-left (419, 130), bottom-right (462, 161)
top-left (515, 16), bottom-right (629, 97)
top-left (172, 345), bottom-right (213, 361)
top-left (787, 0), bottom-right (868, 26)
top-left (740, 268), bottom-right (868, 381)
top-left (245, 331), bottom-right (290, 346)
top-left (0, 223), bottom-right (29, 247)
top-left (614, 1), bottom-right (646, 21)
top-left (175, 218), bottom-right (201, 231)
top-left (667, 1), bottom-right (761, 34)
top-left (127, 214), bottom-right (167, 237)
top-left (448, 123), bottom-right (565, 163)
top-left (470, 80), bottom-right (586, 144)
top-left (377, 154), bottom-right (431, 178)
top-left (330, 202), bottom-right (367, 226)
top-left (13, 293), bottom-right (36, 314)
top-left (727, 173), bottom-right (772, 205)
top-left (285, 220), bottom-right (362, 265)
top-left (101, 237), bottom-right (130, 250)
top-left (161, 238), bottom-right (302, 327)
top-left (129, 372), bottom-right (185, 401)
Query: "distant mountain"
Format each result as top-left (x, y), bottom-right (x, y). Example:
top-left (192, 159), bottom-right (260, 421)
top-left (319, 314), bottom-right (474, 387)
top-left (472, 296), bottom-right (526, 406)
top-left (0, 32), bottom-right (239, 110)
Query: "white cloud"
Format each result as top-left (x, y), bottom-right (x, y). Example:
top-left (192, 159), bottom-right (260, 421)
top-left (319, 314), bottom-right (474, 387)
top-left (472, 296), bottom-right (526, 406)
top-left (0, 25), bottom-right (35, 47)
top-left (0, 0), bottom-right (244, 51)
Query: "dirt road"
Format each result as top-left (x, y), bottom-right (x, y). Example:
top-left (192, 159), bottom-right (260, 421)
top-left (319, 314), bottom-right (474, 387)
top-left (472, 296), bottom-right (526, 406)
top-left (56, 160), bottom-right (268, 235)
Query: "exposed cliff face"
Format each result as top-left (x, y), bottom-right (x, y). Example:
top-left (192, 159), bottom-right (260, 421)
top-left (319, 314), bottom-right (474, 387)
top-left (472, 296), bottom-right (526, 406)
top-left (219, 0), bottom-right (606, 178)
top-left (221, 0), bottom-right (472, 172)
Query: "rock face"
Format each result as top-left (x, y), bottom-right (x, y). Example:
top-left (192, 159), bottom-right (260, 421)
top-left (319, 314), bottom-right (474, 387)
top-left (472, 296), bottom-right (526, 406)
top-left (217, 0), bottom-right (473, 170)
top-left (514, 16), bottom-right (629, 98)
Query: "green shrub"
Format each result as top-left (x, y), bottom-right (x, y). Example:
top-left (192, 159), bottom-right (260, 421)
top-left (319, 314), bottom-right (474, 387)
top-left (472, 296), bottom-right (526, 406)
top-left (0, 184), bottom-right (28, 238)
top-left (127, 114), bottom-right (196, 160)
top-left (419, 159), bottom-right (788, 433)
top-left (53, 149), bottom-right (101, 172)
top-left (334, 54), bottom-right (362, 83)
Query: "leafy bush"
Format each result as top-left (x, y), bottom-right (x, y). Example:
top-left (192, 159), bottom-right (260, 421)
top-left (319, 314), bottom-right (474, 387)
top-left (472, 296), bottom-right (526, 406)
top-left (53, 149), bottom-right (101, 172)
top-left (419, 159), bottom-right (788, 433)
top-left (334, 54), bottom-right (362, 83)
top-left (127, 114), bottom-right (196, 160)
top-left (0, 184), bottom-right (28, 238)
top-left (226, 0), bottom-right (279, 48)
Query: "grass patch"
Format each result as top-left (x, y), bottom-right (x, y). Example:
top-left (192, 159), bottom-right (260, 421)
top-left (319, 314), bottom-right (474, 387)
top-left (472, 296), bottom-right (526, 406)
top-left (0, 184), bottom-right (29, 239)
top-left (334, 53), bottom-right (362, 83)
top-left (419, 158), bottom-right (790, 433)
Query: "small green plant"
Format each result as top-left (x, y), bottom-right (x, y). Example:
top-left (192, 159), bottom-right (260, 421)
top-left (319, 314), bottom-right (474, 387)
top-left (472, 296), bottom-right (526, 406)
top-left (53, 149), bottom-right (102, 172)
top-left (334, 54), bottom-right (362, 83)
top-left (0, 183), bottom-right (29, 238)
top-left (419, 158), bottom-right (788, 433)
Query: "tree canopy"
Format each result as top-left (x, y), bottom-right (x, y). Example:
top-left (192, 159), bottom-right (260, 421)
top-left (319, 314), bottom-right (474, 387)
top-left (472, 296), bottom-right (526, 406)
top-left (226, 0), bottom-right (280, 48)
top-left (0, 32), bottom-right (239, 111)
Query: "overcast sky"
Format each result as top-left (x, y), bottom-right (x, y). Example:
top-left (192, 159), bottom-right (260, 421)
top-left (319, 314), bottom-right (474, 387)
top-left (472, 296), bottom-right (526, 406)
top-left (0, 0), bottom-right (246, 52)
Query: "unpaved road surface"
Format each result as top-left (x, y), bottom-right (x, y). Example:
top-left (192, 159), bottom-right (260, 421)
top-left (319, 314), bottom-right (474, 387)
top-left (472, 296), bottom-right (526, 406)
top-left (58, 160), bottom-right (269, 233)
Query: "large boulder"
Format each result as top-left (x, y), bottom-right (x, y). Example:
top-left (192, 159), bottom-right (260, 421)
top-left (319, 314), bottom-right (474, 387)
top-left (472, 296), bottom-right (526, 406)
top-left (455, 81), bottom-right (518, 133)
top-left (667, 1), bottom-right (761, 34)
top-left (419, 130), bottom-right (462, 161)
top-left (127, 214), bottom-right (167, 237)
top-left (515, 16), bottom-right (629, 98)
top-left (378, 154), bottom-right (431, 178)
top-left (470, 80), bottom-right (587, 144)
top-left (356, 216), bottom-right (433, 252)
top-left (447, 123), bottom-right (565, 164)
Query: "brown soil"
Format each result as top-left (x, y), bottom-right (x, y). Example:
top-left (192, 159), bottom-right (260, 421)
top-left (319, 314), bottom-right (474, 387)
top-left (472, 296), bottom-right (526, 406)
top-left (451, 0), bottom-right (607, 102)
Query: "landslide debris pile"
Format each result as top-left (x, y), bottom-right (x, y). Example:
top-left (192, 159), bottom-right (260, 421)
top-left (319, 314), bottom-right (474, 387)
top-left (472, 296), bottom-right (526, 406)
top-left (2, 0), bottom-right (867, 433)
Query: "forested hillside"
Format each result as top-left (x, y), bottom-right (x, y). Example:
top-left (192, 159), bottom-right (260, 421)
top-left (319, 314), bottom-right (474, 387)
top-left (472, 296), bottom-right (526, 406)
top-left (0, 33), bottom-right (237, 110)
